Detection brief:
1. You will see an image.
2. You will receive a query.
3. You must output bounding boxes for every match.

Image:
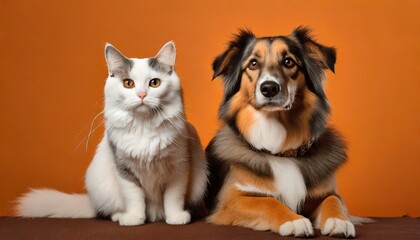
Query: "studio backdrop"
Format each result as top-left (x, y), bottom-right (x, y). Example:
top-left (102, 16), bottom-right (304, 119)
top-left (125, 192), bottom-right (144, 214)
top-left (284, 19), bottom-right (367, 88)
top-left (0, 0), bottom-right (419, 217)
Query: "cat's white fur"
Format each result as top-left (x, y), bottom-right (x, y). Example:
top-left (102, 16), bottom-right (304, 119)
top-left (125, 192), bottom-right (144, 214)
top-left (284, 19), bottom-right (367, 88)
top-left (17, 42), bottom-right (208, 226)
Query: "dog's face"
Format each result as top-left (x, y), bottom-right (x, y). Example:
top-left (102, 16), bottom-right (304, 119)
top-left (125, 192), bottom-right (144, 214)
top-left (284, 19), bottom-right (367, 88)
top-left (239, 38), bottom-right (306, 111)
top-left (213, 26), bottom-right (336, 120)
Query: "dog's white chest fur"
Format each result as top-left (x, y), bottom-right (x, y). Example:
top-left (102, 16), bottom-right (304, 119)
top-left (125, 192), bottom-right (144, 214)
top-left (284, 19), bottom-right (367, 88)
top-left (234, 157), bottom-right (307, 212)
top-left (269, 158), bottom-right (307, 212)
top-left (247, 111), bottom-right (287, 154)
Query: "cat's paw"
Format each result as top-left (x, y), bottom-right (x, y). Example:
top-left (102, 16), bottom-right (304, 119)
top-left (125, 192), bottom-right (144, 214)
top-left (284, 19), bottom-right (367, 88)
top-left (111, 212), bottom-right (122, 222)
top-left (321, 218), bottom-right (355, 238)
top-left (279, 218), bottom-right (314, 237)
top-left (117, 213), bottom-right (145, 226)
top-left (165, 210), bottom-right (191, 225)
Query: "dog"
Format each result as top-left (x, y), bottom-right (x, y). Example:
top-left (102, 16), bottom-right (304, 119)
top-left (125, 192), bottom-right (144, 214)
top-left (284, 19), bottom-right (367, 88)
top-left (205, 26), bottom-right (365, 238)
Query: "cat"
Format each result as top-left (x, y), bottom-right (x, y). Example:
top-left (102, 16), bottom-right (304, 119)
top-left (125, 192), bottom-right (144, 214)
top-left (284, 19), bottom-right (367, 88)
top-left (17, 41), bottom-right (209, 226)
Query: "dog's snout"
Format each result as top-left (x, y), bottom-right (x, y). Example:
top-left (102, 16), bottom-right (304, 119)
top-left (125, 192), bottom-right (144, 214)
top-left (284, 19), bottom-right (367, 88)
top-left (260, 81), bottom-right (280, 98)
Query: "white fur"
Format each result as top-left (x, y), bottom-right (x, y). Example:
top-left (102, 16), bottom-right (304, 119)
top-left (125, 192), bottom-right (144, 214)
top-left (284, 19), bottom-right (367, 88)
top-left (321, 218), bottom-right (355, 238)
top-left (268, 157), bottom-right (307, 212)
top-left (234, 182), bottom-right (276, 197)
top-left (255, 72), bottom-right (297, 110)
top-left (246, 110), bottom-right (287, 154)
top-left (85, 135), bottom-right (125, 215)
top-left (164, 170), bottom-right (191, 225)
top-left (16, 189), bottom-right (95, 218)
top-left (16, 42), bottom-right (208, 225)
top-left (113, 175), bottom-right (146, 226)
top-left (349, 215), bottom-right (375, 225)
top-left (17, 135), bottom-right (125, 219)
top-left (233, 157), bottom-right (307, 213)
top-left (104, 55), bottom-right (184, 162)
top-left (279, 218), bottom-right (314, 237)
top-left (255, 73), bottom-right (280, 107)
top-left (286, 80), bottom-right (297, 108)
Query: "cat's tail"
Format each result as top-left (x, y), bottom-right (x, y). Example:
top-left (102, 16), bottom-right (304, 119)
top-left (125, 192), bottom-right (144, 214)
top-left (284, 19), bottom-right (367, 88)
top-left (16, 188), bottom-right (96, 218)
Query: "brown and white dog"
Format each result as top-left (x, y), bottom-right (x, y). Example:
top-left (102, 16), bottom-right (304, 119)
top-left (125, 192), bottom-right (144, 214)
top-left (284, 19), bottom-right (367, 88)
top-left (205, 27), bottom-right (365, 238)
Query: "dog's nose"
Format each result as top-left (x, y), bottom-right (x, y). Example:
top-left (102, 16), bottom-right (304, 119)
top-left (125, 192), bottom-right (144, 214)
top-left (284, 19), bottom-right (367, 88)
top-left (260, 81), bottom-right (280, 98)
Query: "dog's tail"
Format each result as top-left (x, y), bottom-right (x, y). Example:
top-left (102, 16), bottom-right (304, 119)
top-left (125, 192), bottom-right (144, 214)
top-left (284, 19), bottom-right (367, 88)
top-left (16, 188), bottom-right (96, 218)
top-left (349, 215), bottom-right (375, 225)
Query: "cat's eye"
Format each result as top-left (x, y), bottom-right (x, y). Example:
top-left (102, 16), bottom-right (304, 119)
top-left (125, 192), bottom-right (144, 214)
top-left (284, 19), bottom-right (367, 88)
top-left (283, 57), bottom-right (296, 68)
top-left (149, 78), bottom-right (161, 88)
top-left (248, 59), bottom-right (260, 70)
top-left (123, 79), bottom-right (135, 88)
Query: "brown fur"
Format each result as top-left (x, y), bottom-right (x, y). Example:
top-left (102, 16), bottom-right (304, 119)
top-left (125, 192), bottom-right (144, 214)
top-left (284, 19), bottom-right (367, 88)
top-left (209, 169), bottom-right (303, 232)
top-left (207, 27), bottom-right (358, 237)
top-left (308, 176), bottom-right (336, 198)
top-left (227, 37), bottom-right (317, 153)
top-left (322, 196), bottom-right (349, 220)
top-left (230, 164), bottom-right (275, 192)
top-left (279, 88), bottom-right (317, 151)
top-left (314, 195), bottom-right (350, 229)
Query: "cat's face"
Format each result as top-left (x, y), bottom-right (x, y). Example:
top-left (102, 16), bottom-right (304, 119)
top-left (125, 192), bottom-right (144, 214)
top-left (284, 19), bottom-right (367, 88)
top-left (104, 42), bottom-right (181, 116)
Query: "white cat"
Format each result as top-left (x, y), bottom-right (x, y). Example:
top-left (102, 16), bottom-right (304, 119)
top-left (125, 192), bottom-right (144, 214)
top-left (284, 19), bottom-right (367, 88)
top-left (17, 41), bottom-right (209, 226)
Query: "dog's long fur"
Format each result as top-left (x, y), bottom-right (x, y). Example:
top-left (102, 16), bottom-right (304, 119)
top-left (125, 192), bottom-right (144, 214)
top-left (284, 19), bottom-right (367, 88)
top-left (205, 27), bottom-right (365, 238)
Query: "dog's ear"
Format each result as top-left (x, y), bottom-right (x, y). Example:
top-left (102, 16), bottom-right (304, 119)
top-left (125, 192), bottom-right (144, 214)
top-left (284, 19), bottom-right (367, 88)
top-left (212, 47), bottom-right (239, 80)
top-left (291, 26), bottom-right (336, 99)
top-left (212, 29), bottom-right (255, 80)
top-left (291, 26), bottom-right (336, 72)
top-left (212, 30), bottom-right (255, 101)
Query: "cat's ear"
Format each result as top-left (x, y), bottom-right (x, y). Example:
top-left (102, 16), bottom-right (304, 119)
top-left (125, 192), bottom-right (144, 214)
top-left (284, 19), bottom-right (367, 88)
top-left (104, 43), bottom-right (132, 76)
top-left (155, 41), bottom-right (176, 67)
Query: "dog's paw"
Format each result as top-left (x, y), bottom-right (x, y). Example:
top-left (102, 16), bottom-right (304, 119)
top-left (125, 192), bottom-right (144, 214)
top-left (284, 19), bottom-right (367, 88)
top-left (165, 210), bottom-right (191, 225)
top-left (279, 218), bottom-right (314, 237)
top-left (117, 212), bottom-right (146, 226)
top-left (321, 217), bottom-right (355, 238)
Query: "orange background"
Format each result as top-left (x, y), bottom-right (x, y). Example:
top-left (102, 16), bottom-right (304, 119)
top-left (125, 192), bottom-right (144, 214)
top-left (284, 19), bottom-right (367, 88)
top-left (1, 0), bottom-right (419, 217)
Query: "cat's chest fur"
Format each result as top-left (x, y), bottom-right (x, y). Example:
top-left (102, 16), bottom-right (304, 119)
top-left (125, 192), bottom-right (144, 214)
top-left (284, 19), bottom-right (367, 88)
top-left (107, 113), bottom-right (184, 162)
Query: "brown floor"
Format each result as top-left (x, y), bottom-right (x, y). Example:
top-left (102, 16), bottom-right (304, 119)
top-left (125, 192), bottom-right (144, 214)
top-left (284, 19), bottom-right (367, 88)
top-left (0, 217), bottom-right (419, 240)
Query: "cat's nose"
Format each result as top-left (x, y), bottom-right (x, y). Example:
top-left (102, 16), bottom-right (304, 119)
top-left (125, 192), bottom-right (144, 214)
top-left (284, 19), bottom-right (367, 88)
top-left (137, 92), bottom-right (147, 100)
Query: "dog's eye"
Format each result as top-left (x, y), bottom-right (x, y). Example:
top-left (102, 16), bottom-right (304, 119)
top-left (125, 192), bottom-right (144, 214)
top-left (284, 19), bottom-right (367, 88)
top-left (248, 59), bottom-right (260, 70)
top-left (123, 79), bottom-right (135, 89)
top-left (283, 57), bottom-right (296, 68)
top-left (149, 78), bottom-right (161, 88)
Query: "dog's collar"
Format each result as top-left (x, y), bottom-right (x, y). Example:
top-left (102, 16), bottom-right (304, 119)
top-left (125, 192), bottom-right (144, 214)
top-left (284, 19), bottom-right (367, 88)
top-left (259, 138), bottom-right (315, 158)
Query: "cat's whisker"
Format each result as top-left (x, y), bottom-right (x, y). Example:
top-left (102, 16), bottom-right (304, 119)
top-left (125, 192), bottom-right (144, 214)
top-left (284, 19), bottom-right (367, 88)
top-left (154, 108), bottom-right (196, 141)
top-left (159, 108), bottom-right (196, 140)
top-left (72, 111), bottom-right (104, 154)
top-left (155, 108), bottom-right (181, 130)
top-left (86, 111), bottom-right (105, 151)
top-left (168, 137), bottom-right (183, 149)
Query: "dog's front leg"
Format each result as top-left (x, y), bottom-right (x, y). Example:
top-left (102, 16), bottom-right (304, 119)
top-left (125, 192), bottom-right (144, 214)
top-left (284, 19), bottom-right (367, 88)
top-left (313, 195), bottom-right (355, 238)
top-left (209, 194), bottom-right (314, 237)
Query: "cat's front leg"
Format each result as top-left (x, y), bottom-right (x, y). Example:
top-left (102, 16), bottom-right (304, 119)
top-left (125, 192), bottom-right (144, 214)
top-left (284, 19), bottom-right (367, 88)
top-left (114, 175), bottom-right (146, 226)
top-left (164, 169), bottom-right (191, 225)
